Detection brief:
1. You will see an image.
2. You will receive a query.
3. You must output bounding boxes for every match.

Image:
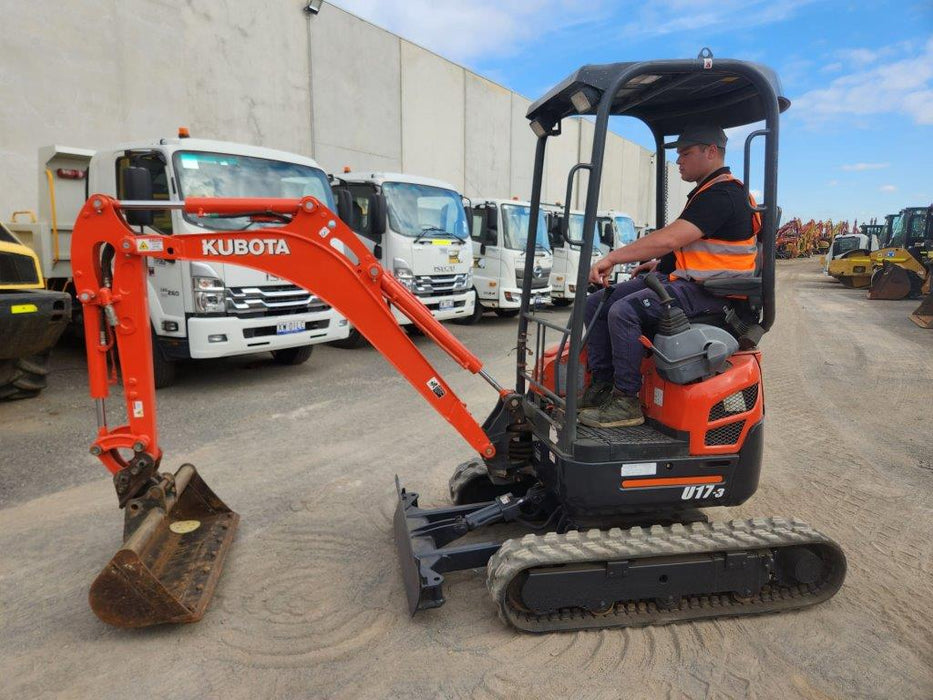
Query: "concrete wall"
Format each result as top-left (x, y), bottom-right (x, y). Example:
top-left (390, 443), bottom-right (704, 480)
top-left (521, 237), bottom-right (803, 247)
top-left (1, 0), bottom-right (682, 235)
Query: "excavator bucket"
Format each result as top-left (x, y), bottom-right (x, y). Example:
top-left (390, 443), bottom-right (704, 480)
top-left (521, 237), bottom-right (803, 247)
top-left (910, 293), bottom-right (933, 328)
top-left (868, 264), bottom-right (912, 300)
top-left (89, 464), bottom-right (239, 628)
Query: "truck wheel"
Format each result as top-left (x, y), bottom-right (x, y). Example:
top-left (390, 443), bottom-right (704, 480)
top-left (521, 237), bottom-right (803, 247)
top-left (330, 328), bottom-right (369, 349)
top-left (454, 291), bottom-right (484, 325)
top-left (271, 344), bottom-right (314, 365)
top-left (0, 352), bottom-right (50, 401)
top-left (151, 337), bottom-right (177, 389)
top-left (494, 308), bottom-right (519, 318)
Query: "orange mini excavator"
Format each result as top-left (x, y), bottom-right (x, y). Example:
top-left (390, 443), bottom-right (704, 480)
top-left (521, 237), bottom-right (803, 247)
top-left (74, 52), bottom-right (845, 630)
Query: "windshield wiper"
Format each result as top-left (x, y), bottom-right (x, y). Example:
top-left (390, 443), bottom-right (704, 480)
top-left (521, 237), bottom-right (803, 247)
top-left (414, 226), bottom-right (455, 244)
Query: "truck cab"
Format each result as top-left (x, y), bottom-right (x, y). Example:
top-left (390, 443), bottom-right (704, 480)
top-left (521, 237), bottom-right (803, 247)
top-left (467, 198), bottom-right (552, 320)
top-left (26, 137), bottom-right (351, 385)
top-left (597, 209), bottom-right (638, 283)
top-left (334, 173), bottom-right (474, 341)
top-left (546, 207), bottom-right (601, 305)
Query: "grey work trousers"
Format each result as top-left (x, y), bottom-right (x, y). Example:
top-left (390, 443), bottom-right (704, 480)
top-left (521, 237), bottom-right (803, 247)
top-left (583, 273), bottom-right (724, 394)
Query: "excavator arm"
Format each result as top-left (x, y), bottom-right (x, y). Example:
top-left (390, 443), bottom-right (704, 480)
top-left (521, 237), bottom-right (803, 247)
top-left (73, 194), bottom-right (498, 479)
top-left (72, 194), bottom-right (508, 628)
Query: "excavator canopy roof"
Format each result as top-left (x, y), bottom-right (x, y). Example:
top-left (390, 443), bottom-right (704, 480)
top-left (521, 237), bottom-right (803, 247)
top-left (526, 57), bottom-right (790, 136)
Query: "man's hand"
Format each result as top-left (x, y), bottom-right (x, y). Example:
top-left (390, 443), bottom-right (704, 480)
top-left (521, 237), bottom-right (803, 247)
top-left (631, 259), bottom-right (659, 276)
top-left (589, 256), bottom-right (616, 286)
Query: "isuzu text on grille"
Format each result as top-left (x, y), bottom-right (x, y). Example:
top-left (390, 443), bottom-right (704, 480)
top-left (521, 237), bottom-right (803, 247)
top-left (201, 239), bottom-right (291, 256)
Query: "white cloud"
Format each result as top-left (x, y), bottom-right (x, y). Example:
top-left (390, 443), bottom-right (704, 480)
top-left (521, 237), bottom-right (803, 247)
top-left (827, 179), bottom-right (839, 186)
top-left (326, 0), bottom-right (609, 65)
top-left (840, 162), bottom-right (890, 171)
top-left (793, 37), bottom-right (933, 126)
top-left (617, 0), bottom-right (818, 40)
top-left (820, 62), bottom-right (843, 74)
top-left (836, 48), bottom-right (877, 66)
top-left (880, 185), bottom-right (897, 192)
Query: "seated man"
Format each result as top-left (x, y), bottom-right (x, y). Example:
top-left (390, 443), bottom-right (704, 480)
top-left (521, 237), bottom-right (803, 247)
top-left (580, 124), bottom-right (760, 428)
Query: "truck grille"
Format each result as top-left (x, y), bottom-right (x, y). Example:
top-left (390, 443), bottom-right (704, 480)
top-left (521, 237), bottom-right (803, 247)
top-left (412, 274), bottom-right (469, 298)
top-left (516, 266), bottom-right (551, 289)
top-left (226, 284), bottom-right (331, 318)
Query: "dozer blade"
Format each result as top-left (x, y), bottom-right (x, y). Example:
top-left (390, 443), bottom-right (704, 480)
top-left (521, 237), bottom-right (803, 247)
top-left (868, 265), bottom-right (912, 300)
top-left (89, 464), bottom-right (239, 628)
top-left (910, 293), bottom-right (933, 328)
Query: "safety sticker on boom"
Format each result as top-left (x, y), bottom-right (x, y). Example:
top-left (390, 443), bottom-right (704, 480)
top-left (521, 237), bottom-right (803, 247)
top-left (136, 238), bottom-right (164, 253)
top-left (427, 377), bottom-right (446, 398)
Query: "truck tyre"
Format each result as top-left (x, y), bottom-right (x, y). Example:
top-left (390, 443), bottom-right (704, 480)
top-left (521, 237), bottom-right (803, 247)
top-left (330, 327), bottom-right (369, 349)
top-left (271, 344), bottom-right (314, 365)
top-left (494, 308), bottom-right (519, 318)
top-left (0, 352), bottom-right (51, 401)
top-left (454, 290), bottom-right (484, 325)
top-left (151, 336), bottom-right (177, 389)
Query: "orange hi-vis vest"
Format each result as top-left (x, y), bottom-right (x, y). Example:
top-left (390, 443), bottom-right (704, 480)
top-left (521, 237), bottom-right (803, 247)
top-left (671, 173), bottom-right (762, 283)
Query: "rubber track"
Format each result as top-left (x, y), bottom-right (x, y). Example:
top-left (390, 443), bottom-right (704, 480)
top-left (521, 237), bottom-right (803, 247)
top-left (486, 517), bottom-right (846, 633)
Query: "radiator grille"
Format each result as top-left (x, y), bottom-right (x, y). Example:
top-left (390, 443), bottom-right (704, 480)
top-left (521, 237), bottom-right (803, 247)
top-left (705, 420), bottom-right (746, 446)
top-left (708, 385), bottom-right (759, 422)
top-left (226, 284), bottom-right (330, 318)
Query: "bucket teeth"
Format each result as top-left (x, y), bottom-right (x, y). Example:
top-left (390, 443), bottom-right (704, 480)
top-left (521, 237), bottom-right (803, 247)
top-left (89, 464), bottom-right (239, 628)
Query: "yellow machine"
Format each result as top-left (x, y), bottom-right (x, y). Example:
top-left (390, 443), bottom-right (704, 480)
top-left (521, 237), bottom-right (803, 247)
top-left (825, 223), bottom-right (883, 288)
top-left (869, 207), bottom-right (931, 301)
top-left (0, 221), bottom-right (71, 399)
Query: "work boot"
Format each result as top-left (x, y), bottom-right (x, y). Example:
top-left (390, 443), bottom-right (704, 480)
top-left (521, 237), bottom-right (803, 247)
top-left (578, 390), bottom-right (644, 428)
top-left (580, 379), bottom-right (613, 408)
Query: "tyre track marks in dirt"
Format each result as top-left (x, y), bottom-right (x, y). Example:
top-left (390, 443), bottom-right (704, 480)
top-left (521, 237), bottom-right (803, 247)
top-left (214, 479), bottom-right (399, 669)
top-left (756, 261), bottom-right (933, 694)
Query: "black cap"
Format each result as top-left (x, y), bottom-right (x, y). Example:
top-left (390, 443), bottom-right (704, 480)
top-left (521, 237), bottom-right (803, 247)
top-left (663, 124), bottom-right (727, 150)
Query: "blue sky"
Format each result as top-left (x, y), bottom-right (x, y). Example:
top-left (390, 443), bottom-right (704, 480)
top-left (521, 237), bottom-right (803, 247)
top-left (329, 0), bottom-right (931, 224)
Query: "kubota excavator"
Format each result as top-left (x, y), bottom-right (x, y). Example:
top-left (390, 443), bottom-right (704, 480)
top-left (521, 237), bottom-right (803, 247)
top-left (73, 52), bottom-right (845, 631)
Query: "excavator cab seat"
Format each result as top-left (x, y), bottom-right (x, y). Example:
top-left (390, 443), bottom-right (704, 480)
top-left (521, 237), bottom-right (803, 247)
top-left (691, 277), bottom-right (764, 348)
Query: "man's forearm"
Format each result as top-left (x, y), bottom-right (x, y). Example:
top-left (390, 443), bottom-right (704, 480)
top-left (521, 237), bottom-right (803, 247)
top-left (607, 233), bottom-right (673, 264)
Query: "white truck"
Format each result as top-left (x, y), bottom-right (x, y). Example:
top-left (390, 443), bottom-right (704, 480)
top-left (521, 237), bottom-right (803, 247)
top-left (9, 137), bottom-right (350, 387)
top-left (597, 209), bottom-right (639, 283)
top-left (463, 198), bottom-right (552, 322)
top-left (332, 172), bottom-right (474, 345)
top-left (546, 207), bottom-right (602, 306)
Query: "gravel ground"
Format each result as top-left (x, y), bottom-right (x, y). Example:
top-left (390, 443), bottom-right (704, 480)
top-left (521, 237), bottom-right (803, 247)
top-left (1, 258), bottom-right (930, 699)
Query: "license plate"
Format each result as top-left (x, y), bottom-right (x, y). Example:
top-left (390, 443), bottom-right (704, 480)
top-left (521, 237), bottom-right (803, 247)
top-left (439, 299), bottom-right (454, 310)
top-left (276, 320), bottom-right (305, 335)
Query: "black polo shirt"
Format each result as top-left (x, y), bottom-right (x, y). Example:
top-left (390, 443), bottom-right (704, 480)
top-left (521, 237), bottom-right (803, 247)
top-left (679, 167), bottom-right (754, 241)
top-left (657, 167), bottom-right (754, 274)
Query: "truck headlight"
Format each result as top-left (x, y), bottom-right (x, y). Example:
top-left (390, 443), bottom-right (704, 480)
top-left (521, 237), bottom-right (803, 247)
top-left (393, 258), bottom-right (416, 292)
top-left (193, 275), bottom-right (226, 314)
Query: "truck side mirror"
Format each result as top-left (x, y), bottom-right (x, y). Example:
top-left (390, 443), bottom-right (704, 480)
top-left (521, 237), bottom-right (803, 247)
top-left (463, 205), bottom-right (474, 237)
top-left (122, 166), bottom-right (154, 227)
top-left (548, 217), bottom-right (564, 246)
top-left (368, 193), bottom-right (387, 236)
top-left (334, 188), bottom-right (353, 226)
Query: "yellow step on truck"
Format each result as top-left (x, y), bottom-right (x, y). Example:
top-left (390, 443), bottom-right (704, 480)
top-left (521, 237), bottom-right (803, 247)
top-left (0, 221), bottom-right (70, 399)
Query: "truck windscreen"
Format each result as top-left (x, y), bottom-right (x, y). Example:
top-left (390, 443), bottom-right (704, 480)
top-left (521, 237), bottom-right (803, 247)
top-left (568, 213), bottom-right (599, 248)
top-left (382, 182), bottom-right (468, 239)
top-left (614, 216), bottom-right (637, 245)
top-left (501, 204), bottom-right (550, 252)
top-left (174, 151), bottom-right (334, 231)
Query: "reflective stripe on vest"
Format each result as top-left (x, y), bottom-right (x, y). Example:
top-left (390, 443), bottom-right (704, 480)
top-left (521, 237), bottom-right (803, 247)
top-left (672, 173), bottom-right (762, 282)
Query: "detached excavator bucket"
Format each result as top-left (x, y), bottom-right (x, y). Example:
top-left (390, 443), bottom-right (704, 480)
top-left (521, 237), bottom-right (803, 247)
top-left (89, 464), bottom-right (239, 628)
top-left (910, 293), bottom-right (933, 328)
top-left (868, 265), bottom-right (912, 300)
